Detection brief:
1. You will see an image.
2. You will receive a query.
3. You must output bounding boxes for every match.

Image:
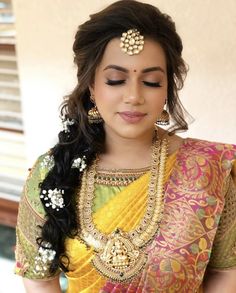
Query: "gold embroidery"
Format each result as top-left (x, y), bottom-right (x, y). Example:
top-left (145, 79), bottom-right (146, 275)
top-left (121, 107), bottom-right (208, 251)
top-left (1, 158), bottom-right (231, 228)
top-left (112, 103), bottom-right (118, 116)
top-left (208, 175), bottom-right (236, 268)
top-left (231, 160), bottom-right (236, 186)
top-left (17, 194), bottom-right (45, 246)
top-left (15, 152), bottom-right (59, 279)
top-left (15, 227), bottom-right (59, 279)
top-left (95, 167), bottom-right (150, 186)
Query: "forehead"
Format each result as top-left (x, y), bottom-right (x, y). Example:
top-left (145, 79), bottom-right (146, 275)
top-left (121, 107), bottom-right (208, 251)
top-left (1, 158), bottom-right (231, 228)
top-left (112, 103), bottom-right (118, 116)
top-left (98, 37), bottom-right (167, 71)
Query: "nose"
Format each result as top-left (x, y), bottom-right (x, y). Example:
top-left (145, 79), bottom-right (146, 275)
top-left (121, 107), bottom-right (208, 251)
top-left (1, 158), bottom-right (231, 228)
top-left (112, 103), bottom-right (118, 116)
top-left (123, 83), bottom-right (144, 105)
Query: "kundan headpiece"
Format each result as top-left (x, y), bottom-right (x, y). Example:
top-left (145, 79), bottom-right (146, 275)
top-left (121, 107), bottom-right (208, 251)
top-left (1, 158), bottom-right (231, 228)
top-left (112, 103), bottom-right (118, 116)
top-left (120, 29), bottom-right (144, 55)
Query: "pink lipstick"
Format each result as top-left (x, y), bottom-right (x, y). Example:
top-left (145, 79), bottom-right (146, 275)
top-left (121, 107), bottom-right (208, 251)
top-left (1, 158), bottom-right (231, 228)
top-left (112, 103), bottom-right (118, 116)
top-left (118, 111), bottom-right (146, 123)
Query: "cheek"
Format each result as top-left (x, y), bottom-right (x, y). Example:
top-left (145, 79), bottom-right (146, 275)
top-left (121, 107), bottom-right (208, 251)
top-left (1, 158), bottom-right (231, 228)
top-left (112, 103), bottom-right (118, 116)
top-left (94, 89), bottom-right (118, 118)
top-left (94, 77), bottom-right (110, 100)
top-left (94, 84), bottom-right (121, 111)
top-left (148, 92), bottom-right (166, 112)
top-left (95, 89), bottom-right (117, 106)
top-left (150, 102), bottom-right (165, 120)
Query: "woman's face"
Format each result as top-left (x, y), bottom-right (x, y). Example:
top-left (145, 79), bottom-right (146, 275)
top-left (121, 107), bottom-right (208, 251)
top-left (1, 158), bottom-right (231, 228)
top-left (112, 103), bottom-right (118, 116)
top-left (91, 37), bottom-right (168, 140)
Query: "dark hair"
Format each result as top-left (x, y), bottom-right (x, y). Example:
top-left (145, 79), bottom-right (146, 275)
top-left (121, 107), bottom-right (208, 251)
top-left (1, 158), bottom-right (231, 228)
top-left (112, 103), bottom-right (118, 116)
top-left (38, 0), bottom-right (189, 273)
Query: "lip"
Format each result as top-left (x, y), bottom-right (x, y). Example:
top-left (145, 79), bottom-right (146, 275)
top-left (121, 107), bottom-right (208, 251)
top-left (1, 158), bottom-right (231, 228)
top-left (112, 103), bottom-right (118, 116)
top-left (118, 111), bottom-right (147, 123)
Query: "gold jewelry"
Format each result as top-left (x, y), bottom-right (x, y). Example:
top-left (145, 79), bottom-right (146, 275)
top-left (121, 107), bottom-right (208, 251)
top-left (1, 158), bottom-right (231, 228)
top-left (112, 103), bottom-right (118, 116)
top-left (78, 138), bottom-right (168, 282)
top-left (120, 29), bottom-right (144, 56)
top-left (88, 105), bottom-right (103, 124)
top-left (156, 109), bottom-right (170, 126)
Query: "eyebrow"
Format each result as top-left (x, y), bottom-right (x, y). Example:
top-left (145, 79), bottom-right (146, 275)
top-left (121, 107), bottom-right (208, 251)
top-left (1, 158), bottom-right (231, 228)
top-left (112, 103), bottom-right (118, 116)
top-left (103, 65), bottom-right (165, 74)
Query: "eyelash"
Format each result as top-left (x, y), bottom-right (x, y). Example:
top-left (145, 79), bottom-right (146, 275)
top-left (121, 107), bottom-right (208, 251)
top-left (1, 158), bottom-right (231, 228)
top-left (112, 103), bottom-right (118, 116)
top-left (105, 79), bottom-right (161, 88)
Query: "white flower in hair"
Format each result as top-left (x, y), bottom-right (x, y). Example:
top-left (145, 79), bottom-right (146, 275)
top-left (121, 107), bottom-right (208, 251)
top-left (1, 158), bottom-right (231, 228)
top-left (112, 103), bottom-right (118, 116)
top-left (34, 241), bottom-right (56, 276)
top-left (61, 114), bottom-right (75, 133)
top-left (40, 154), bottom-right (55, 171)
top-left (72, 155), bottom-right (87, 171)
top-left (40, 188), bottom-right (65, 211)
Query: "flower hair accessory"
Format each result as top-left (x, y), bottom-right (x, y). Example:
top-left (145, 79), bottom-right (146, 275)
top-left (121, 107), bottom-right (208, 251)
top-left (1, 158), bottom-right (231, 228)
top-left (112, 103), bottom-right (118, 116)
top-left (40, 188), bottom-right (65, 211)
top-left (72, 155), bottom-right (87, 171)
top-left (34, 242), bottom-right (56, 277)
top-left (61, 114), bottom-right (75, 133)
top-left (120, 28), bottom-right (144, 55)
top-left (40, 154), bottom-right (55, 171)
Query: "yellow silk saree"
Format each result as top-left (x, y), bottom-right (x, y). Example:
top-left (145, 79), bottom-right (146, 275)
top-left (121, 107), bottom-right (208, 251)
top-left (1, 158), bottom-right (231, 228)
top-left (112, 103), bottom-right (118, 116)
top-left (15, 138), bottom-right (236, 292)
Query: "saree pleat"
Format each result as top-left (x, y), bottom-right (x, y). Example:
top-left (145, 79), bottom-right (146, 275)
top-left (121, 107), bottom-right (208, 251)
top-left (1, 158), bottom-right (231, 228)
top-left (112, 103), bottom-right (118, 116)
top-left (93, 172), bottom-right (149, 233)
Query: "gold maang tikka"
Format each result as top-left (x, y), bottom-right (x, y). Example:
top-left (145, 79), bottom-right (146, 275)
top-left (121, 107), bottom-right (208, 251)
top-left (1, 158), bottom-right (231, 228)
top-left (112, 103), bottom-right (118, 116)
top-left (120, 29), bottom-right (144, 55)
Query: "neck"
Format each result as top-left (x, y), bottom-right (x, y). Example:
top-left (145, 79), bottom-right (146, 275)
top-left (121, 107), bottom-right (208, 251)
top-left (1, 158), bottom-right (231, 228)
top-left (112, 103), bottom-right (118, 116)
top-left (98, 128), bottom-right (158, 170)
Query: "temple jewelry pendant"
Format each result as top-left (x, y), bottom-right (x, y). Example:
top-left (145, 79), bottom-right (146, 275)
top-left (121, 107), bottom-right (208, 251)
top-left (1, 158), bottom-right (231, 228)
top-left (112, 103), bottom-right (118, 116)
top-left (92, 228), bottom-right (147, 282)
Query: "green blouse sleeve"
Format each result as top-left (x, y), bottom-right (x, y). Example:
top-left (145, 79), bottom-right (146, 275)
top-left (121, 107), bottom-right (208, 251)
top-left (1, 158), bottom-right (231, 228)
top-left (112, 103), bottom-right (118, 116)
top-left (208, 160), bottom-right (236, 269)
top-left (15, 153), bottom-right (60, 279)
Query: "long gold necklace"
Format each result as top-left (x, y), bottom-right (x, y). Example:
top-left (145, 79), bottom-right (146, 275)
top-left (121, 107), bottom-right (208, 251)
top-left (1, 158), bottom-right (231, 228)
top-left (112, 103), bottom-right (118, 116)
top-left (78, 138), bottom-right (168, 282)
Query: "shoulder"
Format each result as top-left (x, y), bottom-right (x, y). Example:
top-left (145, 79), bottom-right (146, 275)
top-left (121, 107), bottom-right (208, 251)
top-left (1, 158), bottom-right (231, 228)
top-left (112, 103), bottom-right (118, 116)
top-left (166, 137), bottom-right (236, 201)
top-left (182, 137), bottom-right (235, 150)
top-left (26, 150), bottom-right (54, 187)
top-left (33, 150), bottom-right (55, 178)
top-left (181, 137), bottom-right (236, 158)
top-left (160, 127), bottom-right (236, 165)
top-left (22, 150), bottom-right (54, 217)
top-left (178, 137), bottom-right (236, 178)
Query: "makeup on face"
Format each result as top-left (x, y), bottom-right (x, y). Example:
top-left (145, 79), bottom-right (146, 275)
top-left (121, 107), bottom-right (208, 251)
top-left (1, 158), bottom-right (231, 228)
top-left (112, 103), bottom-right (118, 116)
top-left (92, 38), bottom-right (168, 138)
top-left (103, 65), bottom-right (165, 88)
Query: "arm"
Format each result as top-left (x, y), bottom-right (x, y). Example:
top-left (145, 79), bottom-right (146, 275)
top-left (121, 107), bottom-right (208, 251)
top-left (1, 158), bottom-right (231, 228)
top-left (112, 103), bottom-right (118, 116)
top-left (15, 154), bottom-right (61, 284)
top-left (203, 166), bottom-right (236, 292)
top-left (203, 268), bottom-right (236, 293)
top-left (23, 276), bottom-right (62, 293)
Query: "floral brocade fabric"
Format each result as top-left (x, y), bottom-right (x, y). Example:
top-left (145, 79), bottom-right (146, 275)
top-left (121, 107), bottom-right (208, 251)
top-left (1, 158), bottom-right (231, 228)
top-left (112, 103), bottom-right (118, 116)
top-left (15, 138), bottom-right (236, 293)
top-left (98, 139), bottom-right (236, 293)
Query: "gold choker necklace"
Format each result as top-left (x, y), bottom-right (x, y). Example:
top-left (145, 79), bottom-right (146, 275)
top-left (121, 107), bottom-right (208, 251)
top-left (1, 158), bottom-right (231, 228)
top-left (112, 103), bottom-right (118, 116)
top-left (78, 138), bottom-right (168, 282)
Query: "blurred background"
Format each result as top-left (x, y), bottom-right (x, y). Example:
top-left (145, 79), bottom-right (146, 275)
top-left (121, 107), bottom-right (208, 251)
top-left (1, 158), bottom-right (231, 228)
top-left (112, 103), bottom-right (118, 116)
top-left (0, 0), bottom-right (235, 292)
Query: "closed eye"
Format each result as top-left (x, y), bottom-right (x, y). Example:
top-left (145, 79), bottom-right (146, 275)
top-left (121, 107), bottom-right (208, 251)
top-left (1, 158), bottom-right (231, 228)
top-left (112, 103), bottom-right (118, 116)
top-left (143, 81), bottom-right (161, 87)
top-left (105, 79), bottom-right (125, 86)
top-left (105, 79), bottom-right (161, 87)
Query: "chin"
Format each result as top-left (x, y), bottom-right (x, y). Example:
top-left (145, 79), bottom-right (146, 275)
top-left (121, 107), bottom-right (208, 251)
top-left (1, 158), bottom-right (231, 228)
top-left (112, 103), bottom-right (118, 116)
top-left (118, 132), bottom-right (142, 139)
top-left (112, 127), bottom-right (154, 140)
top-left (104, 121), bottom-right (156, 139)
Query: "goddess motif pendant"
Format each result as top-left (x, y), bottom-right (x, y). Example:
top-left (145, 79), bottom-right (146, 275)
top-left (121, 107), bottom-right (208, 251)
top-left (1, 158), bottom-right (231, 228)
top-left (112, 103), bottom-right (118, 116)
top-left (92, 228), bottom-right (147, 282)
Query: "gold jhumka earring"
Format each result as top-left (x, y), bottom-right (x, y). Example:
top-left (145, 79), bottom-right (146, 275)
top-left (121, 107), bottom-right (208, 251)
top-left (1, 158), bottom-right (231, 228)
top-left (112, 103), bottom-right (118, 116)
top-left (156, 107), bottom-right (170, 126)
top-left (88, 106), bottom-right (103, 124)
top-left (88, 94), bottom-right (103, 124)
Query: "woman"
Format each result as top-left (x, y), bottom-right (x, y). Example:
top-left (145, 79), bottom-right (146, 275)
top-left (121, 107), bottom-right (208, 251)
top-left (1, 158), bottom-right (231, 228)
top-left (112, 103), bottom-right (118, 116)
top-left (15, 1), bottom-right (236, 292)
